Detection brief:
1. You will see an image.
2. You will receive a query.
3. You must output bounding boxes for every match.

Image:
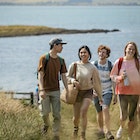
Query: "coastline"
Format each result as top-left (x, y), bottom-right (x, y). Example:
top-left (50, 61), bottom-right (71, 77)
top-left (0, 25), bottom-right (120, 37)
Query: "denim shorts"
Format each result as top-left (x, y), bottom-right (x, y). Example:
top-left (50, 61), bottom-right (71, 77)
top-left (92, 93), bottom-right (113, 112)
top-left (76, 89), bottom-right (93, 102)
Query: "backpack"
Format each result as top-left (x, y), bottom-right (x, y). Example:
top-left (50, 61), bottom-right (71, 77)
top-left (94, 60), bottom-right (113, 72)
top-left (37, 53), bottom-right (63, 79)
top-left (117, 57), bottom-right (139, 74)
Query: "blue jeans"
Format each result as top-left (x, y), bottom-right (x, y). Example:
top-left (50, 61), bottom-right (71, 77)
top-left (39, 90), bottom-right (61, 136)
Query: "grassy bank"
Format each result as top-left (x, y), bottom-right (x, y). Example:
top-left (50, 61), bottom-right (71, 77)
top-left (0, 92), bottom-right (139, 140)
top-left (0, 25), bottom-right (119, 37)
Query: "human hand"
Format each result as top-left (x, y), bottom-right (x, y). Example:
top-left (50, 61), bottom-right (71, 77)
top-left (92, 90), bottom-right (98, 98)
top-left (99, 99), bottom-right (103, 106)
top-left (39, 91), bottom-right (46, 99)
top-left (113, 95), bottom-right (117, 105)
top-left (73, 80), bottom-right (80, 89)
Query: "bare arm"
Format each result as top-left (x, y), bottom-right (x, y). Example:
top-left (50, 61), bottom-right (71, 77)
top-left (38, 71), bottom-right (46, 99)
top-left (61, 73), bottom-right (68, 90)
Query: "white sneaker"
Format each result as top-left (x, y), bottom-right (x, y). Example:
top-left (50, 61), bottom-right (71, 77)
top-left (127, 136), bottom-right (133, 140)
top-left (116, 127), bottom-right (122, 139)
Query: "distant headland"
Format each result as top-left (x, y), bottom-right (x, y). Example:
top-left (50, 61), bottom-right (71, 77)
top-left (0, 0), bottom-right (140, 6)
top-left (0, 25), bottom-right (120, 37)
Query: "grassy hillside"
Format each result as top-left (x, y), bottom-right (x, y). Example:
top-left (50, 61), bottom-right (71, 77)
top-left (0, 92), bottom-right (139, 140)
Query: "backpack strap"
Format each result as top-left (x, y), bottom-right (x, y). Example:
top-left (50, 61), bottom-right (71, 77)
top-left (118, 57), bottom-right (123, 74)
top-left (94, 60), bottom-right (98, 68)
top-left (135, 58), bottom-right (139, 72)
top-left (45, 53), bottom-right (64, 70)
top-left (108, 60), bottom-right (113, 72)
top-left (117, 57), bottom-right (139, 74)
top-left (44, 53), bottom-right (50, 72)
top-left (46, 53), bottom-right (50, 61)
top-left (94, 60), bottom-right (112, 72)
top-left (73, 63), bottom-right (77, 79)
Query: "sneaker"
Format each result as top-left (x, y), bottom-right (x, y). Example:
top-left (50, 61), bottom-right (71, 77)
top-left (80, 132), bottom-right (86, 140)
top-left (106, 131), bottom-right (114, 140)
top-left (41, 125), bottom-right (48, 134)
top-left (73, 127), bottom-right (79, 138)
top-left (96, 131), bottom-right (105, 139)
top-left (116, 127), bottom-right (122, 139)
top-left (127, 136), bottom-right (133, 140)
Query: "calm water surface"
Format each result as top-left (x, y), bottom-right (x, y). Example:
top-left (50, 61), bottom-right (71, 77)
top-left (0, 6), bottom-right (140, 92)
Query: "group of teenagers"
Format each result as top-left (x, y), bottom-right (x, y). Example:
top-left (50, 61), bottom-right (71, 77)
top-left (37, 37), bottom-right (140, 140)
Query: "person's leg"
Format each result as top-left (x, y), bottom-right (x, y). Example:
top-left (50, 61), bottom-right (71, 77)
top-left (103, 107), bottom-right (110, 131)
top-left (97, 111), bottom-right (104, 132)
top-left (127, 95), bottom-right (139, 140)
top-left (73, 102), bottom-right (81, 137)
top-left (80, 98), bottom-right (91, 139)
top-left (102, 94), bottom-right (114, 139)
top-left (137, 96), bottom-right (140, 120)
top-left (92, 96), bottom-right (104, 133)
top-left (51, 91), bottom-right (61, 137)
top-left (39, 95), bottom-right (51, 134)
top-left (116, 95), bottom-right (128, 139)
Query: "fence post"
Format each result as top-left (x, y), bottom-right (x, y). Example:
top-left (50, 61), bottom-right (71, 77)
top-left (30, 92), bottom-right (34, 105)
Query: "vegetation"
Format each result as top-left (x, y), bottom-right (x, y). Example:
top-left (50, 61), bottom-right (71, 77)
top-left (0, 25), bottom-right (119, 37)
top-left (0, 91), bottom-right (139, 140)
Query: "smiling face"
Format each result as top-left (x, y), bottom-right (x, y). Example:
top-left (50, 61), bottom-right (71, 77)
top-left (98, 48), bottom-right (108, 60)
top-left (125, 44), bottom-right (136, 58)
top-left (97, 45), bottom-right (110, 61)
top-left (125, 43), bottom-right (136, 59)
top-left (79, 48), bottom-right (90, 62)
top-left (78, 46), bottom-right (91, 63)
top-left (124, 42), bottom-right (140, 60)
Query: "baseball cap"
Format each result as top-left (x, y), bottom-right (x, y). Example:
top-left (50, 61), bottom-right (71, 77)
top-left (49, 38), bottom-right (67, 46)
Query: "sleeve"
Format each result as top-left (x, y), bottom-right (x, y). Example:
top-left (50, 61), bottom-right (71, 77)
top-left (92, 66), bottom-right (102, 100)
top-left (60, 59), bottom-right (67, 74)
top-left (38, 54), bottom-right (46, 72)
top-left (66, 62), bottom-right (76, 84)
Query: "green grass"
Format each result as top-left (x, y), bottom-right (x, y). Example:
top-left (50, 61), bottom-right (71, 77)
top-left (0, 92), bottom-right (139, 140)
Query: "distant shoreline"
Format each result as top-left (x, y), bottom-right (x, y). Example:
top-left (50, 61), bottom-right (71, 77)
top-left (0, 2), bottom-right (140, 6)
top-left (0, 25), bottom-right (120, 37)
